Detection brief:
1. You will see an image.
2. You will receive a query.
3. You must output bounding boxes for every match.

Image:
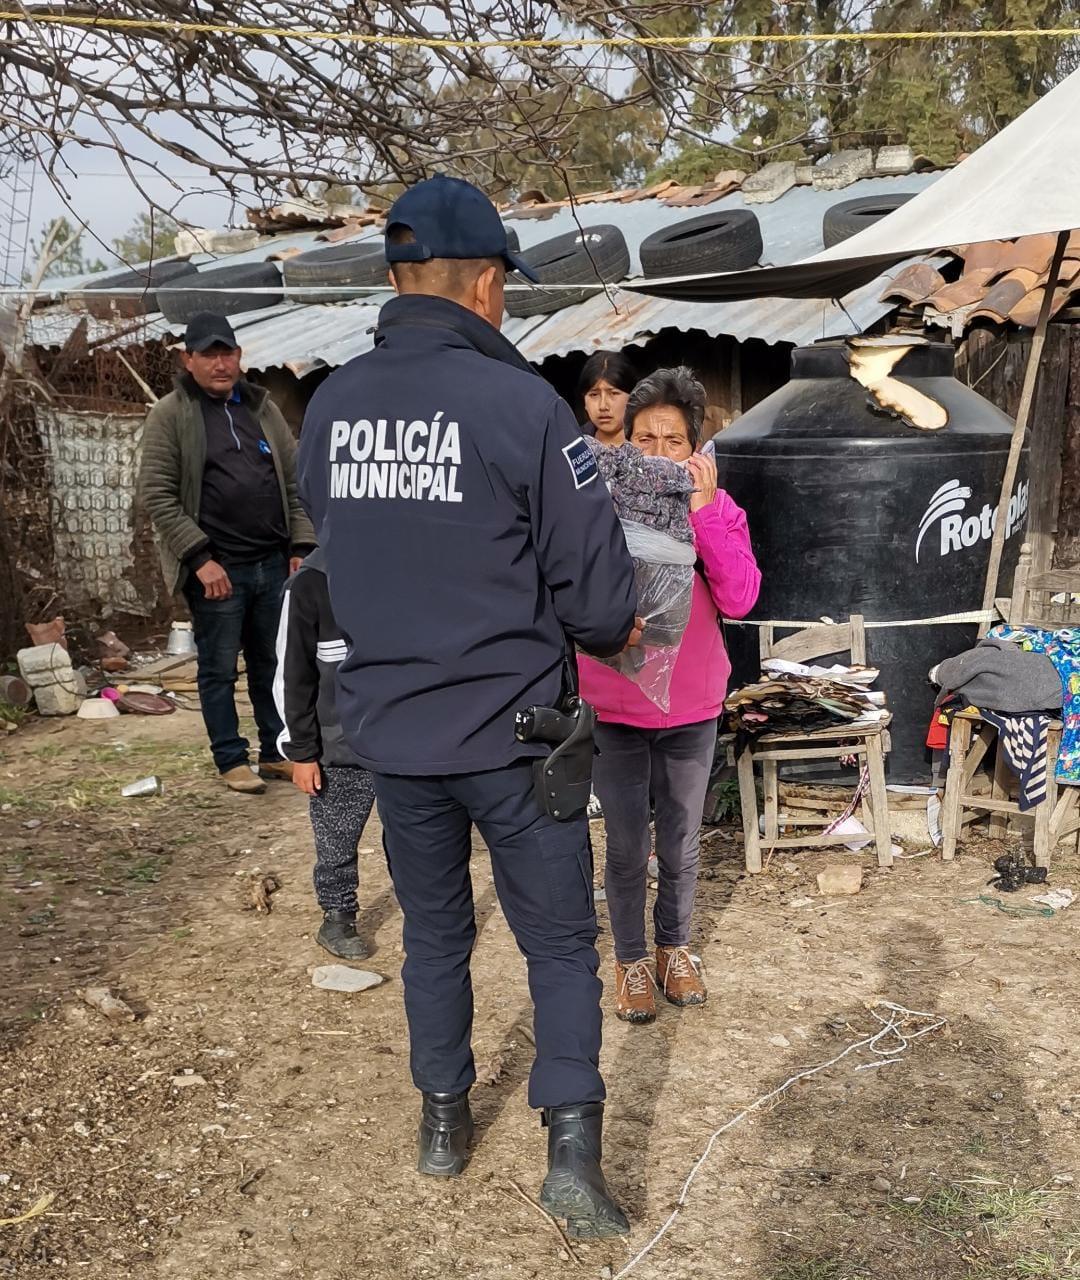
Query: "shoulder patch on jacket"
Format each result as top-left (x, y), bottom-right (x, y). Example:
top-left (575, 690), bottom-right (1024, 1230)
top-left (562, 437), bottom-right (598, 490)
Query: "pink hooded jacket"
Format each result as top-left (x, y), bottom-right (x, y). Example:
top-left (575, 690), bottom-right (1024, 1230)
top-left (578, 490), bottom-right (761, 729)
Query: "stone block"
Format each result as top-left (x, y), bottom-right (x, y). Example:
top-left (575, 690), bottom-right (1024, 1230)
top-left (742, 161), bottom-right (798, 205)
top-left (816, 864), bottom-right (864, 895)
top-left (812, 148), bottom-right (874, 191)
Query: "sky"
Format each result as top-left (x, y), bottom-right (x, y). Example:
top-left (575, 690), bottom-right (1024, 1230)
top-left (26, 163), bottom-right (241, 257)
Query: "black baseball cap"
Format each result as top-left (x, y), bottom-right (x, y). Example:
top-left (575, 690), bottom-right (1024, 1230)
top-left (384, 175), bottom-right (539, 282)
top-left (184, 313), bottom-right (239, 352)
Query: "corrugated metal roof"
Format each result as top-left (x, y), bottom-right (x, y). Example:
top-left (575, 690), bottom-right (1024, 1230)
top-left (229, 300), bottom-right (383, 375)
top-left (25, 308), bottom-right (172, 349)
top-left (225, 255), bottom-right (943, 376)
top-left (26, 171), bottom-right (946, 369)
top-left (513, 263), bottom-right (934, 359)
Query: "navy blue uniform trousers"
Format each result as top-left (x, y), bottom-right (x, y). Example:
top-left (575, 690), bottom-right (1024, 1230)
top-left (374, 760), bottom-right (604, 1110)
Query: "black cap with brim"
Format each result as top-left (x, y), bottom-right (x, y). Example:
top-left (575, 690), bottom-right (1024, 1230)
top-left (385, 175), bottom-right (541, 284)
top-left (184, 312), bottom-right (239, 352)
top-left (504, 250), bottom-right (540, 284)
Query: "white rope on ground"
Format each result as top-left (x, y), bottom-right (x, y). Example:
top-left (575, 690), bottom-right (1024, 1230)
top-left (611, 1002), bottom-right (946, 1280)
top-left (725, 611), bottom-right (995, 629)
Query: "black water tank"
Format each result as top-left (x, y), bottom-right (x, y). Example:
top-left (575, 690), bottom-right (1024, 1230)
top-left (714, 340), bottom-right (1027, 783)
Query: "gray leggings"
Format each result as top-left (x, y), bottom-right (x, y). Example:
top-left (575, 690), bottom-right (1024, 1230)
top-left (592, 719), bottom-right (717, 963)
top-left (308, 765), bottom-right (376, 914)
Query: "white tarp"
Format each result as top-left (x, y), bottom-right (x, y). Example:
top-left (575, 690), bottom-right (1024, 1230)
top-left (627, 66), bottom-right (1080, 303)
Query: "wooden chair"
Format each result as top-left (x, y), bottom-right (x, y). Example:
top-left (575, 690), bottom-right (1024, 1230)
top-left (1000, 542), bottom-right (1080, 630)
top-left (736, 614), bottom-right (893, 873)
top-left (940, 712), bottom-right (1067, 866)
top-left (941, 544), bottom-right (1080, 864)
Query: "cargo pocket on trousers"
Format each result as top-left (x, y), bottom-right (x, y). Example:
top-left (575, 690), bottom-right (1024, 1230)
top-left (535, 821), bottom-right (595, 927)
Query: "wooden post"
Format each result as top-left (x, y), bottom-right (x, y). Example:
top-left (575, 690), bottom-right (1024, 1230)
top-left (1024, 327), bottom-right (1072, 576)
top-left (979, 229), bottom-right (1070, 636)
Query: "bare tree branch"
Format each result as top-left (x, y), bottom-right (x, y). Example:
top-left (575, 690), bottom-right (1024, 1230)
top-left (0, 1), bottom-right (764, 225)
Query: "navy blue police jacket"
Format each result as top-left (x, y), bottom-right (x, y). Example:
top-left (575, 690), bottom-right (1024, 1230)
top-left (296, 293), bottom-right (638, 776)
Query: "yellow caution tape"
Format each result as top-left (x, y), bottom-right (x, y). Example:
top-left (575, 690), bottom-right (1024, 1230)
top-left (0, 13), bottom-right (1075, 49)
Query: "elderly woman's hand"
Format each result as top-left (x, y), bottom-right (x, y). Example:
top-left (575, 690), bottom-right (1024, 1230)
top-left (686, 452), bottom-right (717, 512)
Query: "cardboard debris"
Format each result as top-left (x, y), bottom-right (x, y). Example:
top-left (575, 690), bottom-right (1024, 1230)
top-left (25, 616), bottom-right (66, 649)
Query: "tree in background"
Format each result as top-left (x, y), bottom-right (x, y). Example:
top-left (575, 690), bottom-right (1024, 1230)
top-left (0, 0), bottom-right (826, 211)
top-left (654, 0), bottom-right (1078, 181)
top-left (26, 211), bottom-right (184, 280)
top-left (1, 2), bottom-right (1076, 216)
top-left (25, 216), bottom-right (105, 279)
top-left (111, 212), bottom-right (180, 264)
top-left (435, 81), bottom-right (663, 198)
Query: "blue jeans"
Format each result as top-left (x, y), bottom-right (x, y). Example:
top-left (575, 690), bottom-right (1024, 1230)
top-left (184, 554), bottom-right (288, 774)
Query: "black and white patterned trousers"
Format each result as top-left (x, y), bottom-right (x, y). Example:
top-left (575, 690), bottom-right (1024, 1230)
top-left (308, 765), bottom-right (377, 914)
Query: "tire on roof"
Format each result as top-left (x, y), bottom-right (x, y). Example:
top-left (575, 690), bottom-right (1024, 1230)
top-left (505, 224), bottom-right (630, 319)
top-left (157, 261), bottom-right (283, 323)
top-left (282, 241), bottom-right (387, 304)
top-left (82, 259), bottom-right (197, 320)
top-left (280, 231), bottom-right (521, 304)
top-left (639, 210), bottom-right (763, 278)
top-left (822, 193), bottom-right (917, 249)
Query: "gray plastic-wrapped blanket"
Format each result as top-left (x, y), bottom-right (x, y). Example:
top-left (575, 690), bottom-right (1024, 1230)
top-left (586, 439), bottom-right (696, 710)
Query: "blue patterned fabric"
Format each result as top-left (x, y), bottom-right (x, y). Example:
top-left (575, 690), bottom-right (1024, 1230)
top-left (990, 625), bottom-right (1080, 784)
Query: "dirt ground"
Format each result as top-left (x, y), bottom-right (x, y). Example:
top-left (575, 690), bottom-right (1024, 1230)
top-left (2, 705), bottom-right (1080, 1280)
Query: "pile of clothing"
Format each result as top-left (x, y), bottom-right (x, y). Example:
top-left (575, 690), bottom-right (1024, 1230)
top-left (585, 437), bottom-right (695, 543)
top-left (725, 659), bottom-right (886, 740)
top-left (929, 629), bottom-right (1071, 811)
top-left (586, 438), bottom-right (697, 707)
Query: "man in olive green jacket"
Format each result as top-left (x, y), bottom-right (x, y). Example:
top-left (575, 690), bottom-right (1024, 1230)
top-left (139, 312), bottom-right (315, 794)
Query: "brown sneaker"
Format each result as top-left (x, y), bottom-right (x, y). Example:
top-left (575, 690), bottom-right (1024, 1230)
top-left (656, 946), bottom-right (707, 1008)
top-left (614, 959), bottom-right (657, 1025)
top-left (258, 760), bottom-right (294, 783)
top-left (221, 764), bottom-right (267, 794)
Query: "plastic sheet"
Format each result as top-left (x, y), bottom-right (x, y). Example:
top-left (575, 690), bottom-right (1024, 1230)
top-left (598, 519), bottom-right (696, 712)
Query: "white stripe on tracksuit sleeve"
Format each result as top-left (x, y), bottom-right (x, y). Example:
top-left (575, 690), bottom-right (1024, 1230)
top-left (272, 585), bottom-right (293, 760)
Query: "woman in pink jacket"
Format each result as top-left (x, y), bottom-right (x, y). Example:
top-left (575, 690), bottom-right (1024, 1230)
top-left (578, 367), bottom-right (760, 1025)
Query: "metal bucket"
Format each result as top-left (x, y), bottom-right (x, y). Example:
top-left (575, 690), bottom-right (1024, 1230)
top-left (0, 674), bottom-right (31, 708)
top-left (166, 622), bottom-right (196, 657)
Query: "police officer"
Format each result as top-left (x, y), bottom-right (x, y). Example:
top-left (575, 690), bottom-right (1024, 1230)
top-left (297, 175), bottom-right (639, 1238)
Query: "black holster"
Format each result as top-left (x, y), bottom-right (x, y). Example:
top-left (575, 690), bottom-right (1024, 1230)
top-left (515, 654), bottom-right (596, 823)
top-left (530, 700), bottom-right (596, 822)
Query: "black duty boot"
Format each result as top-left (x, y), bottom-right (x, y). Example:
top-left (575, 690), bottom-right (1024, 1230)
top-left (417, 1091), bottom-right (474, 1177)
top-left (316, 911), bottom-right (370, 960)
top-left (539, 1102), bottom-right (630, 1239)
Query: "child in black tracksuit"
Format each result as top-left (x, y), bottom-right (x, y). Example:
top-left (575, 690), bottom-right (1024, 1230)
top-left (274, 548), bottom-right (376, 960)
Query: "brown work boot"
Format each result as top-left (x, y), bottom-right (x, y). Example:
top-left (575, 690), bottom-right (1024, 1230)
top-left (258, 760), bottom-right (294, 783)
top-left (221, 764), bottom-right (267, 795)
top-left (613, 959), bottom-right (656, 1025)
top-left (656, 946), bottom-right (707, 1008)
